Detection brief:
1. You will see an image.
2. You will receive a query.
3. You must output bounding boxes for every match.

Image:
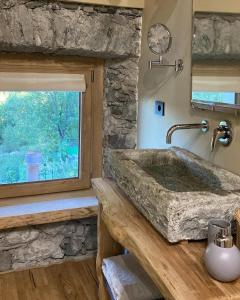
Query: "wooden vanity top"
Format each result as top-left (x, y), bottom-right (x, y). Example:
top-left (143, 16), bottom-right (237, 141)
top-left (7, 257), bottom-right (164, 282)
top-left (92, 178), bottom-right (240, 300)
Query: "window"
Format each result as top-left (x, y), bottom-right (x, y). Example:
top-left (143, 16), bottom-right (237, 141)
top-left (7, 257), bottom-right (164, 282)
top-left (192, 91), bottom-right (238, 104)
top-left (0, 55), bottom-right (103, 198)
top-left (0, 90), bottom-right (81, 184)
top-left (192, 75), bottom-right (240, 105)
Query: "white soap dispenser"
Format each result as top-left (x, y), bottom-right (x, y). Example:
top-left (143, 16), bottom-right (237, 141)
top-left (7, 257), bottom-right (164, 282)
top-left (204, 229), bottom-right (240, 282)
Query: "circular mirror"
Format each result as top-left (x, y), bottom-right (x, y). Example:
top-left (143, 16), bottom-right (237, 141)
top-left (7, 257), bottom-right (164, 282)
top-left (147, 23), bottom-right (172, 55)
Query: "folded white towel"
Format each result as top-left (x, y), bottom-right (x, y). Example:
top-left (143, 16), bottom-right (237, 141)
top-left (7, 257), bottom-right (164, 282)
top-left (102, 254), bottom-right (163, 300)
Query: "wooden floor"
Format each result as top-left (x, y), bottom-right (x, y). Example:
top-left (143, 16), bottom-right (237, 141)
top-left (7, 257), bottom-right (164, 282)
top-left (0, 258), bottom-right (98, 300)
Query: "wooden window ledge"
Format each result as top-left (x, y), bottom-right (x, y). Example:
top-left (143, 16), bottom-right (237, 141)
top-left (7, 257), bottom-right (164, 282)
top-left (0, 189), bottom-right (98, 231)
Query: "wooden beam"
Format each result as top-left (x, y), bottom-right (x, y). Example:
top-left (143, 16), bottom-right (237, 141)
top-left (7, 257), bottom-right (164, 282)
top-left (60, 0), bottom-right (144, 9)
top-left (193, 0), bottom-right (240, 13)
top-left (97, 203), bottom-right (123, 300)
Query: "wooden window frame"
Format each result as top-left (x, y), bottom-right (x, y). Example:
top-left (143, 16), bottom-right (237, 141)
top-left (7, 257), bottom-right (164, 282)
top-left (0, 54), bottom-right (103, 199)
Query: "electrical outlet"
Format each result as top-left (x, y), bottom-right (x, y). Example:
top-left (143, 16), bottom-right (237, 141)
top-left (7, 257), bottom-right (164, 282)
top-left (155, 101), bottom-right (165, 116)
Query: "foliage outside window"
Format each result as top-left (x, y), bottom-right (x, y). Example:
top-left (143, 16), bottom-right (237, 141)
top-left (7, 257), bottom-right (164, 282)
top-left (0, 91), bottom-right (80, 184)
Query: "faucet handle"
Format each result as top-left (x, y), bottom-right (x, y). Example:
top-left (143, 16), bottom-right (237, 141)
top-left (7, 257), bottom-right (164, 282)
top-left (211, 120), bottom-right (232, 152)
top-left (211, 127), bottom-right (226, 152)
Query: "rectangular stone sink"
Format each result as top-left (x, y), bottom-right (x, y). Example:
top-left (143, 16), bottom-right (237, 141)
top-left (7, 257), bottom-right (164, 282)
top-left (109, 147), bottom-right (240, 243)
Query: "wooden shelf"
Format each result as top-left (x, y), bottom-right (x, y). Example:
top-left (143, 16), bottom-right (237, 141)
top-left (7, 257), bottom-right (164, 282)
top-left (0, 189), bottom-right (98, 230)
top-left (93, 178), bottom-right (240, 300)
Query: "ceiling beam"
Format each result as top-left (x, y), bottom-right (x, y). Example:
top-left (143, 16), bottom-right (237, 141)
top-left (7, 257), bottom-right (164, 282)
top-left (60, 0), bottom-right (144, 9)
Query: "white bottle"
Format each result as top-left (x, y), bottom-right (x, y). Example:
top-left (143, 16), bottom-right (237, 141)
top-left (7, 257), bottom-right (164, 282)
top-left (204, 230), bottom-right (240, 282)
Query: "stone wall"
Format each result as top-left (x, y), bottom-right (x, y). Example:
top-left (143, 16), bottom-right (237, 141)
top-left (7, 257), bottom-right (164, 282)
top-left (0, 1), bottom-right (142, 271)
top-left (0, 1), bottom-right (142, 173)
top-left (193, 12), bottom-right (240, 61)
top-left (103, 57), bottom-right (139, 172)
top-left (0, 217), bottom-right (97, 272)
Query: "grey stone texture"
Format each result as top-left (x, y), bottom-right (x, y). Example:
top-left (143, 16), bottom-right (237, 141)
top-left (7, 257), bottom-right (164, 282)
top-left (0, 1), bottom-right (142, 272)
top-left (0, 1), bottom-right (142, 173)
top-left (0, 0), bottom-right (142, 58)
top-left (0, 218), bottom-right (97, 272)
top-left (193, 12), bottom-right (240, 60)
top-left (104, 57), bottom-right (139, 173)
top-left (110, 147), bottom-right (240, 243)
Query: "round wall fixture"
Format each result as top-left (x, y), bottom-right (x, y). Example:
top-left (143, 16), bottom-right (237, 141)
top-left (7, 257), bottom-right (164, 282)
top-left (147, 23), bottom-right (172, 55)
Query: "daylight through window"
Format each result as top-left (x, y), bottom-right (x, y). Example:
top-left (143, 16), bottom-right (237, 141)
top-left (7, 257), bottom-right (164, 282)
top-left (0, 56), bottom-right (103, 199)
top-left (0, 72), bottom-right (86, 185)
top-left (0, 91), bottom-right (81, 184)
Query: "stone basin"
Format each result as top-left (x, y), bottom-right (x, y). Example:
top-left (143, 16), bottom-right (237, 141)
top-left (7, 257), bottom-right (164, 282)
top-left (109, 147), bottom-right (240, 243)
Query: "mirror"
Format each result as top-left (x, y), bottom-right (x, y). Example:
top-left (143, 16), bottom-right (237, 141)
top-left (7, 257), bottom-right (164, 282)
top-left (148, 23), bottom-right (172, 55)
top-left (191, 2), bottom-right (240, 113)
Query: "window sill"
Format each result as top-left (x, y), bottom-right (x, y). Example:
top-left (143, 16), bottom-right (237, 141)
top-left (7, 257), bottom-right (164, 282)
top-left (0, 189), bottom-right (98, 230)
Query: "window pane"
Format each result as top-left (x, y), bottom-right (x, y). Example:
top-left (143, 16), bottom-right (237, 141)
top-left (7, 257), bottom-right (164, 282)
top-left (0, 91), bottom-right (81, 184)
top-left (192, 91), bottom-right (236, 104)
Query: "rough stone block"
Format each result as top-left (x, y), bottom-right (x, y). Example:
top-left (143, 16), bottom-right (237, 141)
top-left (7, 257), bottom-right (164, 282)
top-left (61, 237), bottom-right (83, 256)
top-left (13, 237), bottom-right (64, 262)
top-left (0, 252), bottom-right (12, 272)
top-left (193, 13), bottom-right (240, 60)
top-left (5, 228), bottom-right (39, 244)
top-left (0, 1), bottom-right (142, 58)
top-left (0, 218), bottom-right (97, 272)
top-left (110, 147), bottom-right (240, 243)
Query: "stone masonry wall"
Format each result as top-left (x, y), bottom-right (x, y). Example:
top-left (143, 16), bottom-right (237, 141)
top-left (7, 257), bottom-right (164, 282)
top-left (0, 218), bottom-right (97, 272)
top-left (0, 1), bottom-right (142, 271)
top-left (0, 1), bottom-right (142, 174)
top-left (103, 57), bottom-right (139, 172)
top-left (193, 12), bottom-right (240, 61)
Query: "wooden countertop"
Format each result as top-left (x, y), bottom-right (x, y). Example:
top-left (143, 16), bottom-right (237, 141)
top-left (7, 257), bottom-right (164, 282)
top-left (92, 178), bottom-right (240, 300)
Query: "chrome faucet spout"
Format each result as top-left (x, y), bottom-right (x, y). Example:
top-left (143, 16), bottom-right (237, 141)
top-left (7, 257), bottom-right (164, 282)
top-left (166, 120), bottom-right (209, 144)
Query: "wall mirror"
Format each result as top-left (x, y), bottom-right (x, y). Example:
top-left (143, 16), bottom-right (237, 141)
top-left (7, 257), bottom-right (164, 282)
top-left (191, 0), bottom-right (240, 113)
top-left (147, 23), bottom-right (183, 72)
top-left (147, 23), bottom-right (172, 55)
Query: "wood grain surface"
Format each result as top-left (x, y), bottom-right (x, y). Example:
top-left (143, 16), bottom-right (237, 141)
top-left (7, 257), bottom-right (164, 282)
top-left (97, 203), bottom-right (123, 300)
top-left (93, 178), bottom-right (240, 300)
top-left (0, 54), bottom-right (104, 198)
top-left (60, 0), bottom-right (144, 8)
top-left (0, 190), bottom-right (98, 230)
top-left (0, 258), bottom-right (98, 300)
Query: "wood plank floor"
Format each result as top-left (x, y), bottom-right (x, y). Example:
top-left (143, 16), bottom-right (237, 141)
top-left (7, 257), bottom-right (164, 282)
top-left (0, 258), bottom-right (98, 300)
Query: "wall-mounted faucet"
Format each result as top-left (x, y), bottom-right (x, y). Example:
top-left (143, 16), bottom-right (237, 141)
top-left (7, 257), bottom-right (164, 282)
top-left (211, 120), bottom-right (232, 152)
top-left (166, 120), bottom-right (209, 144)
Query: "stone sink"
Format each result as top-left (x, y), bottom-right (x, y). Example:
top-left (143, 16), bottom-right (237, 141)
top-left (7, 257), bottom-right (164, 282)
top-left (109, 147), bottom-right (240, 243)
